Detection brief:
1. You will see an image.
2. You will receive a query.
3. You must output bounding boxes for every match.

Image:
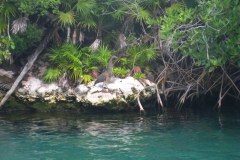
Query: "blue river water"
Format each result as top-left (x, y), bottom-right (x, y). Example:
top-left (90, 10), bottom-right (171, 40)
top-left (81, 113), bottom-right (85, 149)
top-left (0, 108), bottom-right (240, 160)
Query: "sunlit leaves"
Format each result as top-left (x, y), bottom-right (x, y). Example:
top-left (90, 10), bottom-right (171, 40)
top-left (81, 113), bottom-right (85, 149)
top-left (93, 45), bottom-right (114, 67)
top-left (133, 72), bottom-right (146, 80)
top-left (113, 67), bottom-right (129, 78)
top-left (81, 74), bottom-right (94, 84)
top-left (44, 43), bottom-right (118, 83)
top-left (46, 43), bottom-right (84, 81)
top-left (125, 44), bottom-right (158, 68)
top-left (56, 11), bottom-right (75, 26)
top-left (135, 6), bottom-right (150, 22)
top-left (43, 68), bottom-right (62, 82)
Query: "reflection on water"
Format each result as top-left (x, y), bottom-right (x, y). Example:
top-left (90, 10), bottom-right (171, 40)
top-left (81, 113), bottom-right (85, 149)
top-left (0, 109), bottom-right (240, 160)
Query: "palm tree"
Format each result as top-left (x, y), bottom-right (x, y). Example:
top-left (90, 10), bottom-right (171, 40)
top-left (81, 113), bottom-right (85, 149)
top-left (0, 1), bottom-right (16, 38)
top-left (56, 10), bottom-right (76, 42)
top-left (0, 1), bottom-right (17, 63)
top-left (55, 0), bottom-right (97, 44)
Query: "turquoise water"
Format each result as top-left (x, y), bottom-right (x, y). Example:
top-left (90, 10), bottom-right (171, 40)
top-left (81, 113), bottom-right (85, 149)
top-left (0, 109), bottom-right (240, 160)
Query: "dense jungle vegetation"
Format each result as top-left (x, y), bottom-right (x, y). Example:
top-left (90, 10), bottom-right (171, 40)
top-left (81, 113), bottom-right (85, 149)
top-left (0, 0), bottom-right (240, 109)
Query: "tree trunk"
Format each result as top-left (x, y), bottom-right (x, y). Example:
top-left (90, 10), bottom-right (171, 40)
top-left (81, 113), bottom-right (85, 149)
top-left (66, 26), bottom-right (70, 42)
top-left (0, 27), bottom-right (56, 108)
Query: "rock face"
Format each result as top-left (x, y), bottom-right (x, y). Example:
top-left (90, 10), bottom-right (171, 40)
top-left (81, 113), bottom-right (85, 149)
top-left (15, 76), bottom-right (156, 111)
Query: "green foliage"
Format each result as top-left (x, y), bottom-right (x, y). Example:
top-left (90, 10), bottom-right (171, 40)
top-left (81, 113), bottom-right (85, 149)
top-left (92, 45), bottom-right (115, 68)
top-left (47, 43), bottom-right (83, 81)
top-left (159, 0), bottom-right (240, 71)
top-left (0, 1), bottom-right (16, 33)
top-left (43, 68), bottom-right (62, 82)
top-left (55, 0), bottom-right (97, 30)
top-left (111, 6), bottom-right (128, 21)
top-left (44, 43), bottom-right (98, 83)
top-left (81, 74), bottom-right (94, 84)
top-left (75, 0), bottom-right (96, 18)
top-left (0, 36), bottom-right (15, 64)
top-left (11, 23), bottom-right (43, 54)
top-left (182, 0), bottom-right (198, 8)
top-left (125, 44), bottom-right (158, 68)
top-left (113, 67), bottom-right (130, 78)
top-left (56, 11), bottom-right (76, 26)
top-left (0, 17), bottom-right (8, 33)
top-left (11, 0), bottom-right (61, 16)
top-left (133, 72), bottom-right (146, 80)
top-left (0, 1), bottom-right (16, 19)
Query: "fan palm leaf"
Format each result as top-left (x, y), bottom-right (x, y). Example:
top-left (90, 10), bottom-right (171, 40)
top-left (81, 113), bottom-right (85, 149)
top-left (0, 2), bottom-right (16, 34)
top-left (79, 18), bottom-right (97, 30)
top-left (11, 17), bottom-right (28, 34)
top-left (93, 45), bottom-right (113, 67)
top-left (0, 2), bottom-right (16, 19)
top-left (43, 68), bottom-right (63, 82)
top-left (56, 11), bottom-right (76, 26)
top-left (142, 0), bottom-right (161, 8)
top-left (70, 69), bottom-right (82, 80)
top-left (136, 6), bottom-right (150, 22)
top-left (75, 0), bottom-right (96, 17)
top-left (112, 6), bottom-right (129, 21)
top-left (81, 74), bottom-right (94, 84)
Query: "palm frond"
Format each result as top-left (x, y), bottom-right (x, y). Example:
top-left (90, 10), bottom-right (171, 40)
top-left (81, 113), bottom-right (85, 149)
top-left (136, 6), bottom-right (150, 22)
top-left (126, 44), bottom-right (158, 67)
top-left (1, 2), bottom-right (16, 19)
top-left (112, 6), bottom-right (128, 21)
top-left (166, 2), bottom-right (184, 12)
top-left (81, 74), bottom-right (94, 84)
top-left (48, 42), bottom-right (95, 82)
top-left (56, 11), bottom-right (75, 26)
top-left (79, 18), bottom-right (97, 30)
top-left (94, 45), bottom-right (113, 67)
top-left (113, 67), bottom-right (130, 78)
top-left (133, 72), bottom-right (146, 80)
top-left (140, 45), bottom-right (158, 62)
top-left (43, 68), bottom-right (62, 82)
top-left (70, 69), bottom-right (82, 80)
top-left (0, 18), bottom-right (7, 33)
top-left (11, 17), bottom-right (28, 34)
top-left (75, 0), bottom-right (96, 17)
top-left (142, 0), bottom-right (161, 8)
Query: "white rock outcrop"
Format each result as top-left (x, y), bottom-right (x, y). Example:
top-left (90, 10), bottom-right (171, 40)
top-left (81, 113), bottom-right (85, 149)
top-left (16, 76), bottom-right (156, 110)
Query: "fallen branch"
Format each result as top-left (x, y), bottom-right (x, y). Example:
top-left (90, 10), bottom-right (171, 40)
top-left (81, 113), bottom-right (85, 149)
top-left (0, 27), bottom-right (56, 108)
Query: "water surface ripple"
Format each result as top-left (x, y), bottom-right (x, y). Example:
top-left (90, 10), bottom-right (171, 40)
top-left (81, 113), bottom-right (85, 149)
top-left (0, 109), bottom-right (240, 160)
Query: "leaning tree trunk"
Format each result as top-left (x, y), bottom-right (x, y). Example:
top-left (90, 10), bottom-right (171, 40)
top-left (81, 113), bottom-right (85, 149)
top-left (0, 27), bottom-right (56, 108)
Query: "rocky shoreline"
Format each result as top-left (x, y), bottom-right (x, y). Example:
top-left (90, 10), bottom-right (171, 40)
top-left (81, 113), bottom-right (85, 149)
top-left (1, 71), bottom-right (157, 112)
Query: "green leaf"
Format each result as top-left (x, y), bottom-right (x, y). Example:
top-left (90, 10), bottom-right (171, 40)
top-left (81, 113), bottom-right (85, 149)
top-left (43, 68), bottom-right (62, 82)
top-left (56, 11), bottom-right (75, 26)
top-left (208, 66), bottom-right (215, 72)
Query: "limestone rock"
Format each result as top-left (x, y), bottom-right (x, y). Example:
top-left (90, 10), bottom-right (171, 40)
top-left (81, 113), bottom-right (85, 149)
top-left (16, 76), bottom-right (156, 111)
